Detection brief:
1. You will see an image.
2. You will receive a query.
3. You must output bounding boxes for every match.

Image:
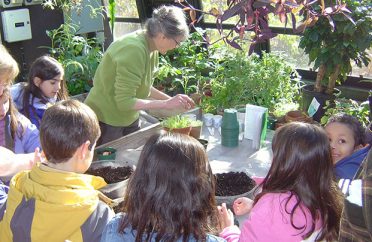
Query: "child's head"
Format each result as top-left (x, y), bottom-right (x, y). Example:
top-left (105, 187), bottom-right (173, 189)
top-left (0, 45), bottom-right (19, 95)
top-left (0, 88), bottom-right (23, 141)
top-left (26, 55), bottom-right (68, 100)
top-left (259, 122), bottom-right (340, 241)
top-left (39, 100), bottom-right (100, 172)
top-left (325, 113), bottom-right (365, 164)
top-left (266, 122), bottom-right (333, 193)
top-left (120, 132), bottom-right (218, 241)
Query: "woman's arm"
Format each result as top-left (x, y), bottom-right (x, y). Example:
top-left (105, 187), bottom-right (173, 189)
top-left (149, 86), bottom-right (171, 100)
top-left (133, 91), bottom-right (195, 111)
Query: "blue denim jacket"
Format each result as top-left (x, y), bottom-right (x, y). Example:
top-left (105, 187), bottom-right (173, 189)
top-left (100, 213), bottom-right (226, 242)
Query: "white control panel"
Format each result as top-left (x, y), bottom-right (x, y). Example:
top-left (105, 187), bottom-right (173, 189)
top-left (1, 9), bottom-right (32, 42)
top-left (0, 0), bottom-right (23, 8)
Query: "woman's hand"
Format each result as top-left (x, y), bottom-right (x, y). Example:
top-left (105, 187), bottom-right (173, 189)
top-left (233, 197), bottom-right (254, 216)
top-left (165, 94), bottom-right (195, 110)
top-left (217, 203), bottom-right (235, 230)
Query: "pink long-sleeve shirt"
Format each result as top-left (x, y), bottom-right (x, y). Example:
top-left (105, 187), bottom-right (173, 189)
top-left (220, 193), bottom-right (323, 242)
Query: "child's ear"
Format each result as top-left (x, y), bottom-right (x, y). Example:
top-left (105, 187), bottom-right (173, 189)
top-left (77, 140), bottom-right (91, 160)
top-left (33, 77), bottom-right (42, 87)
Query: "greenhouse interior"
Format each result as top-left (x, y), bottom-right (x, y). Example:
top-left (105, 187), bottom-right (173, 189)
top-left (0, 0), bottom-right (372, 241)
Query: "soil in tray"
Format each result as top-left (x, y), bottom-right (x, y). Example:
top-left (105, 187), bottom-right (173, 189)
top-left (215, 172), bottom-right (256, 196)
top-left (86, 166), bottom-right (133, 184)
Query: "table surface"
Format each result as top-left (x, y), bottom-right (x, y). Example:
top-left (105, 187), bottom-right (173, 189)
top-left (96, 122), bottom-right (273, 178)
top-left (200, 125), bottom-right (273, 177)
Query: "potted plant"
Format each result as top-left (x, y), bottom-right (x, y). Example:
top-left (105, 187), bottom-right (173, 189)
top-left (161, 115), bottom-right (192, 135)
top-left (189, 120), bottom-right (203, 139)
top-left (298, 0), bottom-right (372, 120)
top-left (270, 99), bottom-right (300, 129)
top-left (95, 147), bottom-right (117, 160)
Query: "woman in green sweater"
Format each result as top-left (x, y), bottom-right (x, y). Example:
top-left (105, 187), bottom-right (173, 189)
top-left (85, 5), bottom-right (195, 145)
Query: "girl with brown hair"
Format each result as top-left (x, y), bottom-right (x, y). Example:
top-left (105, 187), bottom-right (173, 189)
top-left (219, 122), bottom-right (342, 242)
top-left (100, 132), bottom-right (223, 242)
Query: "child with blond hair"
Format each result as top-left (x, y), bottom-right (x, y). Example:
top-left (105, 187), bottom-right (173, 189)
top-left (0, 44), bottom-right (18, 95)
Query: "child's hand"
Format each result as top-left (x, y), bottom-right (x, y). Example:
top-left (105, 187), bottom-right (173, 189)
top-left (233, 197), bottom-right (254, 216)
top-left (217, 203), bottom-right (234, 230)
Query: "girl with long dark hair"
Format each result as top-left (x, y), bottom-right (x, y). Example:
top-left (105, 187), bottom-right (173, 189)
top-left (219, 122), bottom-right (342, 242)
top-left (100, 132), bottom-right (223, 242)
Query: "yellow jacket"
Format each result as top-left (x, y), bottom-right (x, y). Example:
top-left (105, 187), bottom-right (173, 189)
top-left (0, 163), bottom-right (115, 242)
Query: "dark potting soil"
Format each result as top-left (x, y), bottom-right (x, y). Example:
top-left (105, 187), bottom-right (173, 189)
top-left (86, 166), bottom-right (133, 184)
top-left (215, 172), bottom-right (256, 196)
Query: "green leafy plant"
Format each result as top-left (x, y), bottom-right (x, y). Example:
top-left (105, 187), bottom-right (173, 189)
top-left (190, 120), bottom-right (203, 127)
top-left (272, 99), bottom-right (300, 118)
top-left (173, 68), bottom-right (198, 95)
top-left (201, 51), bottom-right (303, 114)
top-left (161, 115), bottom-right (192, 130)
top-left (155, 29), bottom-right (214, 95)
top-left (299, 0), bottom-right (372, 95)
top-left (320, 98), bottom-right (370, 127)
top-left (44, 23), bottom-right (103, 95)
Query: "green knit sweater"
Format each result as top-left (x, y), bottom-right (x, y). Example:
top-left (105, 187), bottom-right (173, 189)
top-left (85, 31), bottom-right (159, 126)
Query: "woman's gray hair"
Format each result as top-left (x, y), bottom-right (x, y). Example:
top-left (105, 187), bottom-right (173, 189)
top-left (145, 5), bottom-right (189, 41)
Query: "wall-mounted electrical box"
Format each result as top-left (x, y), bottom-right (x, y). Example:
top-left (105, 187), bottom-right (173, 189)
top-left (24, 0), bottom-right (42, 5)
top-left (0, 0), bottom-right (23, 8)
top-left (1, 9), bottom-right (32, 42)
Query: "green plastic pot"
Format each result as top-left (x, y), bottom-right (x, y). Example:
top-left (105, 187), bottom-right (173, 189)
top-left (95, 147), bottom-right (117, 160)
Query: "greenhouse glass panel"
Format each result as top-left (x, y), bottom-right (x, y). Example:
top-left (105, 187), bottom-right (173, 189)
top-left (103, 0), bottom-right (139, 17)
top-left (270, 34), bottom-right (310, 70)
top-left (114, 23), bottom-right (141, 40)
top-left (351, 49), bottom-right (372, 79)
